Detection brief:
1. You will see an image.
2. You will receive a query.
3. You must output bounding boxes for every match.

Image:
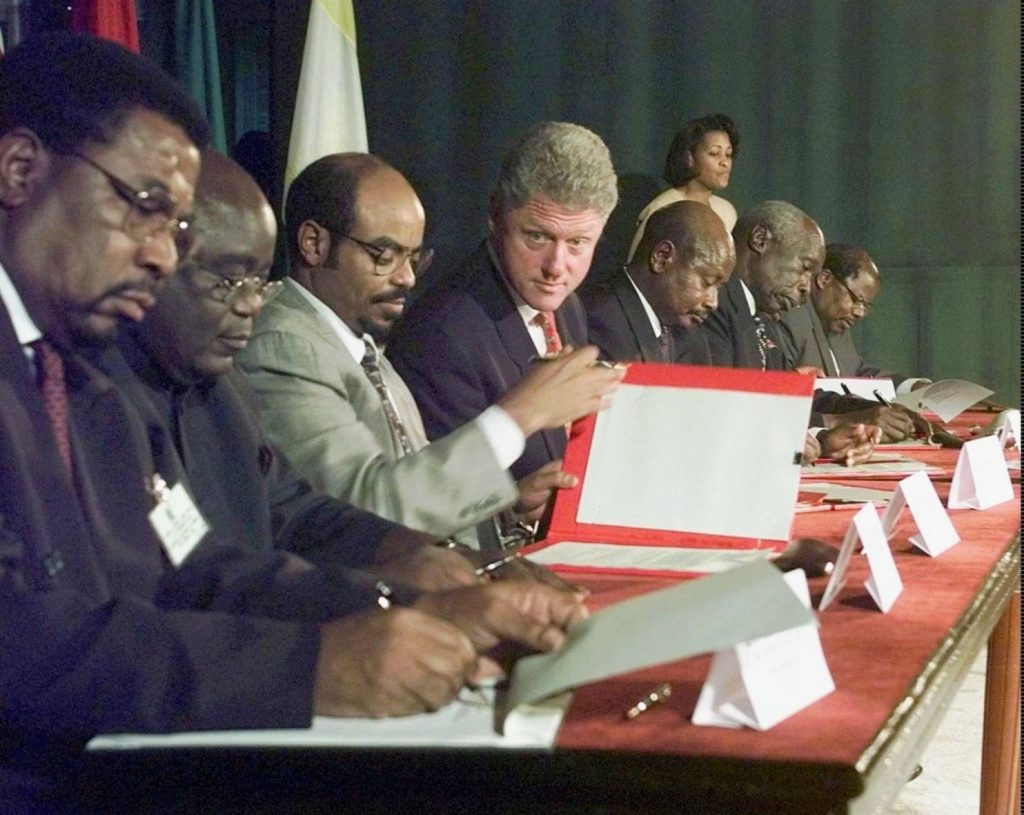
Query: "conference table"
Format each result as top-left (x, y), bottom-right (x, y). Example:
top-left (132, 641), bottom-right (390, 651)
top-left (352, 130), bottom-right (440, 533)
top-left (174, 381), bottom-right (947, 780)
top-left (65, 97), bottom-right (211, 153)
top-left (83, 413), bottom-right (1020, 815)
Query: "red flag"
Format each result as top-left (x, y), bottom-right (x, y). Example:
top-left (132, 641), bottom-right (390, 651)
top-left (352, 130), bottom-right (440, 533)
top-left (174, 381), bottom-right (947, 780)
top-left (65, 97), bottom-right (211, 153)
top-left (71, 0), bottom-right (140, 53)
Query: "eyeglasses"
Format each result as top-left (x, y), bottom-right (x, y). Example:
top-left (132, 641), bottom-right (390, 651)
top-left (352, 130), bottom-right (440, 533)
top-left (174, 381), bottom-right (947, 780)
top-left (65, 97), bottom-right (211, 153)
top-left (834, 276), bottom-right (873, 314)
top-left (337, 232), bottom-right (435, 277)
top-left (208, 276), bottom-right (284, 305)
top-left (67, 151), bottom-right (191, 246)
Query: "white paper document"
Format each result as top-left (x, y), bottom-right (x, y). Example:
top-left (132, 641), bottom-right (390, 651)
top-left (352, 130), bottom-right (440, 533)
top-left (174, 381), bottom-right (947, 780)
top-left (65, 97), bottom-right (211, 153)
top-left (948, 435), bottom-right (1015, 510)
top-left (891, 379), bottom-right (994, 423)
top-left (881, 471), bottom-right (960, 557)
top-left (527, 542), bottom-right (774, 574)
top-left (506, 560), bottom-right (815, 712)
top-left (799, 482), bottom-right (896, 504)
top-left (693, 570), bottom-right (835, 730)
top-left (815, 377), bottom-right (896, 402)
top-left (576, 384), bottom-right (808, 541)
top-left (801, 455), bottom-right (942, 478)
top-left (89, 688), bottom-right (572, 752)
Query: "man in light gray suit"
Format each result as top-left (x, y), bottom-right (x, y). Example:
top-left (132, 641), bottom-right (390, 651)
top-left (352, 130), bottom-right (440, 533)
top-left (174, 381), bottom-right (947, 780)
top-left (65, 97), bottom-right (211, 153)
top-left (237, 154), bottom-right (622, 545)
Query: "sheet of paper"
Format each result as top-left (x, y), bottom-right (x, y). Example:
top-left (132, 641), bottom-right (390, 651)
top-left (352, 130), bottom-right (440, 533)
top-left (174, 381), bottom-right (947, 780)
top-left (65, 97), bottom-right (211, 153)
top-left (506, 560), bottom-right (814, 712)
top-left (948, 435), bottom-right (1015, 510)
top-left (891, 379), bottom-right (994, 423)
top-left (89, 689), bottom-right (571, 751)
top-left (815, 377), bottom-right (896, 402)
top-left (576, 384), bottom-right (808, 541)
top-left (527, 542), bottom-right (774, 574)
top-left (801, 455), bottom-right (942, 478)
top-left (693, 570), bottom-right (834, 730)
top-left (880, 471), bottom-right (960, 557)
top-left (799, 482), bottom-right (896, 504)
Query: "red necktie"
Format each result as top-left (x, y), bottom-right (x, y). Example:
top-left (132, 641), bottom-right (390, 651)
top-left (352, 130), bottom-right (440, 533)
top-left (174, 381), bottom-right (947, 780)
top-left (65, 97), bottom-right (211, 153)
top-left (535, 311), bottom-right (563, 356)
top-left (31, 339), bottom-right (73, 473)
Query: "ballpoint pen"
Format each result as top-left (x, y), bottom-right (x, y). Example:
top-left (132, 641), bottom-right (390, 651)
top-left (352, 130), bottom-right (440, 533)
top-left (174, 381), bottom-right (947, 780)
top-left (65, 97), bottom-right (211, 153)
top-left (872, 389), bottom-right (893, 407)
top-left (475, 551), bottom-right (523, 576)
top-left (840, 382), bottom-right (853, 396)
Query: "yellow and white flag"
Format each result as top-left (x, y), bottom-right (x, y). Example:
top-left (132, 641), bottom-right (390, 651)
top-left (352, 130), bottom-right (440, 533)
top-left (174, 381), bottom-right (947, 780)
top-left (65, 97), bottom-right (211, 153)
top-left (284, 0), bottom-right (368, 196)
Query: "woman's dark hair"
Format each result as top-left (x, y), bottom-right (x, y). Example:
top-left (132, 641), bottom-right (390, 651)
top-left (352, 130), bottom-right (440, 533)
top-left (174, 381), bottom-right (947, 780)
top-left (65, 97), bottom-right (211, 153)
top-left (662, 114), bottom-right (740, 187)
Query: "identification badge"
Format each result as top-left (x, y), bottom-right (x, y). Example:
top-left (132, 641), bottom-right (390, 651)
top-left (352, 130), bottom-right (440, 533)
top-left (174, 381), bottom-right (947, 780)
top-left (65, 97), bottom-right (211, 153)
top-left (146, 475), bottom-right (209, 566)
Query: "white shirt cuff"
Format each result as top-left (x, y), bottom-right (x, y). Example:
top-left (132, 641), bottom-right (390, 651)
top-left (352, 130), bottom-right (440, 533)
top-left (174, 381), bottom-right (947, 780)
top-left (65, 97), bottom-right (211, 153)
top-left (807, 427), bottom-right (825, 439)
top-left (474, 405), bottom-right (526, 470)
top-left (896, 377), bottom-right (931, 396)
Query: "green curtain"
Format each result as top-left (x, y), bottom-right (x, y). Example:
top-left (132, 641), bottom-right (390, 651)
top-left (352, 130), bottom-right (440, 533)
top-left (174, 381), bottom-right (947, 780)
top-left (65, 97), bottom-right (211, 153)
top-left (174, 0), bottom-right (227, 153)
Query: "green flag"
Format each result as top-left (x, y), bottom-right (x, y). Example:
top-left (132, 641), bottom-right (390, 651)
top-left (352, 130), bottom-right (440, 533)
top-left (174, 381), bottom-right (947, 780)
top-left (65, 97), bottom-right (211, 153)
top-left (174, 0), bottom-right (227, 153)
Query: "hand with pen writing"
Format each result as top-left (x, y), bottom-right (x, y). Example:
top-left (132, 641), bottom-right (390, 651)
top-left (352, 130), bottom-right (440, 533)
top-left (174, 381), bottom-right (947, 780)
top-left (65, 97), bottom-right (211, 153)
top-left (818, 422), bottom-right (881, 465)
top-left (415, 581), bottom-right (588, 680)
top-left (824, 405), bottom-right (918, 442)
top-left (314, 608), bottom-right (478, 718)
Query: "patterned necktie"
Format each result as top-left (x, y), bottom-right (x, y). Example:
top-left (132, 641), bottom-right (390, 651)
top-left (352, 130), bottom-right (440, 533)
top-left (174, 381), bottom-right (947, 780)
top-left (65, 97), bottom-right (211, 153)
top-left (360, 339), bottom-right (415, 457)
top-left (657, 325), bottom-right (672, 363)
top-left (534, 311), bottom-right (563, 356)
top-left (30, 339), bottom-right (73, 472)
top-left (752, 315), bottom-right (769, 371)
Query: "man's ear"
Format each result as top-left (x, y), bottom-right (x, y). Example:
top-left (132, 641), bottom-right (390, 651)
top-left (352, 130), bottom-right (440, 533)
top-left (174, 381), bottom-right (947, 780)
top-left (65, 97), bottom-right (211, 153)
top-left (748, 222), bottom-right (772, 255)
top-left (815, 269), bottom-right (833, 290)
top-left (297, 220), bottom-right (330, 267)
top-left (684, 150), bottom-right (695, 169)
top-left (0, 128), bottom-right (49, 207)
top-left (487, 194), bottom-right (502, 234)
top-left (649, 239), bottom-right (675, 274)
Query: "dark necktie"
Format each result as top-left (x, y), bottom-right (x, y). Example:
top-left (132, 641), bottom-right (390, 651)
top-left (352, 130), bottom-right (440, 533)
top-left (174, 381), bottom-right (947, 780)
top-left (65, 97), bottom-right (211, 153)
top-left (752, 315), bottom-right (769, 371)
top-left (361, 339), bottom-right (415, 457)
top-left (30, 339), bottom-right (73, 473)
top-left (534, 311), bottom-right (563, 356)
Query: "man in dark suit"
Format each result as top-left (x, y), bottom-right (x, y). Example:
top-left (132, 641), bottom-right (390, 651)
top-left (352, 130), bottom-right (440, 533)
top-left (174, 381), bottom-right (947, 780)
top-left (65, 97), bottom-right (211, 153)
top-left (0, 36), bottom-right (583, 811)
top-left (779, 243), bottom-right (927, 391)
top-left (697, 201), bottom-right (921, 446)
top-left (388, 122), bottom-right (621, 482)
top-left (583, 200), bottom-right (735, 364)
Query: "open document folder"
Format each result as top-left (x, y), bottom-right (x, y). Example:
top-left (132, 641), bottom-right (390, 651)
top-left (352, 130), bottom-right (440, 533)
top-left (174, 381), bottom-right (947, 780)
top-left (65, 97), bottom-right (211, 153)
top-left (90, 561), bottom-right (813, 751)
top-left (525, 363), bottom-right (814, 576)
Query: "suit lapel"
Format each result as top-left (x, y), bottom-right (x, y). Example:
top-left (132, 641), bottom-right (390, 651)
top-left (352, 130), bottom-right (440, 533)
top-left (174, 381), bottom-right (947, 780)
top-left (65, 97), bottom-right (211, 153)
top-left (614, 274), bottom-right (662, 362)
top-left (809, 307), bottom-right (839, 376)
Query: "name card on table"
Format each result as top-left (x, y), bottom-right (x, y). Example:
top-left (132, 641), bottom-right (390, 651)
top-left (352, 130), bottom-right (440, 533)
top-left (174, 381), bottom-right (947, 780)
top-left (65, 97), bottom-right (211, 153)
top-left (692, 569), bottom-right (835, 731)
top-left (820, 502), bottom-right (902, 613)
top-left (881, 471), bottom-right (961, 557)
top-left (970, 408), bottom-right (1020, 450)
top-left (948, 435), bottom-right (1015, 510)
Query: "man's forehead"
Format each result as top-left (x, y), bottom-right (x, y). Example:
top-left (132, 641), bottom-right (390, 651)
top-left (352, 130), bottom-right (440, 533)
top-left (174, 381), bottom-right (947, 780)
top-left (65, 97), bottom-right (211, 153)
top-left (511, 195), bottom-right (605, 233)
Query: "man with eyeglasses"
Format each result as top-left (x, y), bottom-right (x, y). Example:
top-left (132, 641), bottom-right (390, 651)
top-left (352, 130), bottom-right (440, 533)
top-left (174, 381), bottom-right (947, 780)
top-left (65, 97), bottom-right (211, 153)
top-left (238, 152), bottom-right (623, 548)
top-left (0, 35), bottom-right (584, 811)
top-left (779, 243), bottom-right (928, 393)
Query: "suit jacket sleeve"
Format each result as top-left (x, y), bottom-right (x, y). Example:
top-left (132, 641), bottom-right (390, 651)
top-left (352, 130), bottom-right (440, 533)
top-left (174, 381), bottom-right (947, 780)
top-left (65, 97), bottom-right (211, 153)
top-left (238, 329), bottom-right (517, 539)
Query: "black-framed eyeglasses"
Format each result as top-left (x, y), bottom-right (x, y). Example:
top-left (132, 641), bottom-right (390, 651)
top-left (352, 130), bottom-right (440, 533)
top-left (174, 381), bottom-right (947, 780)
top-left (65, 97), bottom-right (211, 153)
top-left (337, 232), bottom-right (435, 277)
top-left (207, 275), bottom-right (283, 306)
top-left (67, 151), bottom-right (191, 245)
top-left (834, 276), bottom-right (873, 314)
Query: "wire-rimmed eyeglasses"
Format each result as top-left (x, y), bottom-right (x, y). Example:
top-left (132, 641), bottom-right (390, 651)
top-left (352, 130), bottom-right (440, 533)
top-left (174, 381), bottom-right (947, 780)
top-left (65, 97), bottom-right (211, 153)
top-left (67, 151), bottom-right (191, 246)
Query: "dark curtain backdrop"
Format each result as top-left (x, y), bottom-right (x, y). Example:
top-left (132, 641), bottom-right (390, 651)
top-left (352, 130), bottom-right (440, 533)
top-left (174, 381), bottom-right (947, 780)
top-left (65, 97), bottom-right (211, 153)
top-left (253, 0), bottom-right (1012, 405)
top-left (332, 0), bottom-right (1019, 403)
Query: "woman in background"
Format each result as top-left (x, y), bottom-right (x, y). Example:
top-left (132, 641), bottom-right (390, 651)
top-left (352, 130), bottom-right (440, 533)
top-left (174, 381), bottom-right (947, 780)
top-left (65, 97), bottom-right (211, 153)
top-left (627, 113), bottom-right (740, 261)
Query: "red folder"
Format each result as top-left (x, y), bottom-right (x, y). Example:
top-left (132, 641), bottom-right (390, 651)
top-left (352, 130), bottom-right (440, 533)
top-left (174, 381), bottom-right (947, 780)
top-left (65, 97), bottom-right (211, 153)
top-left (525, 363), bottom-right (815, 578)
